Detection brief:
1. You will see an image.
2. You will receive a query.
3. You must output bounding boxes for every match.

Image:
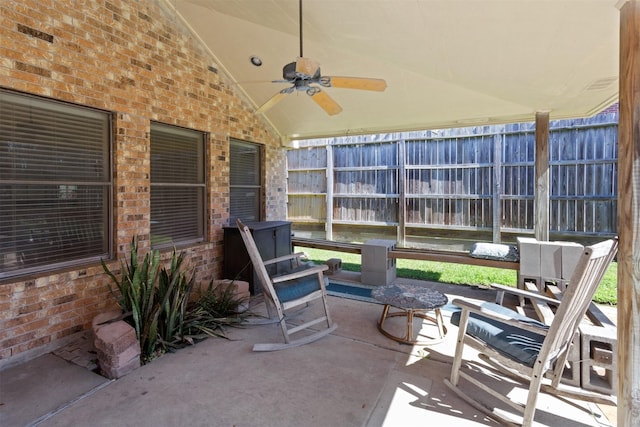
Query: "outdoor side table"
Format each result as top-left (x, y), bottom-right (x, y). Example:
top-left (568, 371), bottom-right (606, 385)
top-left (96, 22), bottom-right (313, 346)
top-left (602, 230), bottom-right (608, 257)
top-left (371, 283), bottom-right (448, 345)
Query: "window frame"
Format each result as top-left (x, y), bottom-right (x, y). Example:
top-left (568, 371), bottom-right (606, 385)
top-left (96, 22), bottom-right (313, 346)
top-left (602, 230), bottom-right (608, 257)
top-left (229, 139), bottom-right (263, 223)
top-left (0, 89), bottom-right (112, 279)
top-left (149, 122), bottom-right (207, 249)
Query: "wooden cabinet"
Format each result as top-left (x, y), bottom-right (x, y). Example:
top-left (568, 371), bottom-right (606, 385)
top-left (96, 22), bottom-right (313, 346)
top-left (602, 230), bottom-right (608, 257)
top-left (223, 221), bottom-right (292, 294)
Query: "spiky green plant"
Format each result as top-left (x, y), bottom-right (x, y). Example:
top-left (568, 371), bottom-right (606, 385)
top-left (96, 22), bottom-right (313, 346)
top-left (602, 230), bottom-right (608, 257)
top-left (156, 248), bottom-right (196, 350)
top-left (101, 238), bottom-right (161, 357)
top-left (183, 280), bottom-right (248, 340)
top-left (197, 280), bottom-right (248, 317)
top-left (102, 240), bottom-right (248, 363)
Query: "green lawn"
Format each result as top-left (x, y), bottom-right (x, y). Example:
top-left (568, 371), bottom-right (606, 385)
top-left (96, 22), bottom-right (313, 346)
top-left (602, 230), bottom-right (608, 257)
top-left (297, 247), bottom-right (618, 305)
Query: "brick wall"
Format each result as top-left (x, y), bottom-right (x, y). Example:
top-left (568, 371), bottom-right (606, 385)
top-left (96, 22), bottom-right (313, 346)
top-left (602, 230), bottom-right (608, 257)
top-left (0, 0), bottom-right (285, 366)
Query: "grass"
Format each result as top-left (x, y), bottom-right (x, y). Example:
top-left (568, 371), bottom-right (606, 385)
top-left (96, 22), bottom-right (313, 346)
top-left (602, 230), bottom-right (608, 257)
top-left (297, 247), bottom-right (618, 306)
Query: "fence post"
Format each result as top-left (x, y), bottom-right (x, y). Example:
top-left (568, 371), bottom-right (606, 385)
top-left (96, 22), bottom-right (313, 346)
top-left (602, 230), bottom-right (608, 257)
top-left (398, 138), bottom-right (406, 245)
top-left (617, 2), bottom-right (640, 424)
top-left (534, 112), bottom-right (550, 241)
top-left (492, 133), bottom-right (502, 243)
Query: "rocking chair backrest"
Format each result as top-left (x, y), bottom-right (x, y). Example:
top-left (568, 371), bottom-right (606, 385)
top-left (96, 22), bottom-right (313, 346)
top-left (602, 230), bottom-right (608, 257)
top-left (235, 219), bottom-right (280, 307)
top-left (536, 238), bottom-right (618, 372)
top-left (445, 238), bottom-right (618, 426)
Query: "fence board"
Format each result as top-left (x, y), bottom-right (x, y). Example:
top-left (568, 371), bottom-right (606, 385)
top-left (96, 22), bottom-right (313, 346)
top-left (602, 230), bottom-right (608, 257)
top-left (287, 112), bottom-right (618, 245)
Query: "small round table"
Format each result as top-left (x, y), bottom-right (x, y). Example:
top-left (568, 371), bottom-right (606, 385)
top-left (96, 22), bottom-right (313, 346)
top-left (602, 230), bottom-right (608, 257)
top-left (371, 283), bottom-right (448, 345)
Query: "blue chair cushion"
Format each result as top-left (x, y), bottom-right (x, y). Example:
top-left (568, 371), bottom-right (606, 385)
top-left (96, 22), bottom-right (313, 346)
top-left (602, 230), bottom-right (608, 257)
top-left (450, 302), bottom-right (548, 367)
top-left (274, 274), bottom-right (326, 303)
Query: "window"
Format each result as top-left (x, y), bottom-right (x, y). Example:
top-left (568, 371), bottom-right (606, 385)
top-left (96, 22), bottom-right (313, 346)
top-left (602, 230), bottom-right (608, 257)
top-left (0, 90), bottom-right (111, 279)
top-left (229, 139), bottom-right (262, 222)
top-left (150, 123), bottom-right (205, 248)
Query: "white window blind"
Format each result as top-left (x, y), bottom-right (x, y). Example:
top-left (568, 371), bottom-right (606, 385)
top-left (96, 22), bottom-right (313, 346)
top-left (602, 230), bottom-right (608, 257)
top-left (229, 139), bottom-right (262, 222)
top-left (150, 123), bottom-right (205, 248)
top-left (0, 90), bottom-right (111, 278)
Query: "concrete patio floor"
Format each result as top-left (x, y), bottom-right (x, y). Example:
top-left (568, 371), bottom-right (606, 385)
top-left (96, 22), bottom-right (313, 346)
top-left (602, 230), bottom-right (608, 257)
top-left (0, 275), bottom-right (617, 427)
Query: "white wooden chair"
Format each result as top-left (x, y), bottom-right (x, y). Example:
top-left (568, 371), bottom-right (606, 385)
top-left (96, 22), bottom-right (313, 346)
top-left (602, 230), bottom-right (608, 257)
top-left (236, 219), bottom-right (336, 351)
top-left (445, 238), bottom-right (618, 426)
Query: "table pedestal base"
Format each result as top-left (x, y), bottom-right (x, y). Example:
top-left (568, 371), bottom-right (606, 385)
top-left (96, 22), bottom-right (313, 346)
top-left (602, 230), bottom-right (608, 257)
top-left (377, 304), bottom-right (447, 345)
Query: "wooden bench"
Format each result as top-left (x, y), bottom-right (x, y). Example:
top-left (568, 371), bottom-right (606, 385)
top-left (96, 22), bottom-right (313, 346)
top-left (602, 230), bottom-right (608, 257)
top-left (389, 247), bottom-right (519, 270)
top-left (292, 237), bottom-right (520, 270)
top-left (292, 237), bottom-right (363, 254)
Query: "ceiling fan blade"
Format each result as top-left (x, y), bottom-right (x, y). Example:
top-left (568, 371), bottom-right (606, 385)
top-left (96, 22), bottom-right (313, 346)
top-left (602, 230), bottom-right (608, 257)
top-left (295, 57), bottom-right (320, 78)
top-left (323, 76), bottom-right (387, 92)
top-left (256, 91), bottom-right (288, 114)
top-left (309, 89), bottom-right (343, 116)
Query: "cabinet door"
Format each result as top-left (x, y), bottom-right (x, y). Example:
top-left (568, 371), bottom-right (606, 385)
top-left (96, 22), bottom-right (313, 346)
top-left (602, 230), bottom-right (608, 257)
top-left (272, 223), bottom-right (292, 275)
top-left (274, 223), bottom-right (292, 258)
top-left (223, 221), bottom-right (292, 294)
top-left (223, 227), bottom-right (253, 287)
top-left (253, 228), bottom-right (276, 278)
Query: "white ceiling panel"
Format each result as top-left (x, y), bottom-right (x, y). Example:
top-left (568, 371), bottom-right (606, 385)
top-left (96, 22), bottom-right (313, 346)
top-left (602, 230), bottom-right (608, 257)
top-left (171, 0), bottom-right (620, 141)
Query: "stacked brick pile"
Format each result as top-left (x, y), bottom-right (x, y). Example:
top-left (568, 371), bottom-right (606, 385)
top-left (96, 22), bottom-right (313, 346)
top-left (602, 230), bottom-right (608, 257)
top-left (91, 312), bottom-right (140, 380)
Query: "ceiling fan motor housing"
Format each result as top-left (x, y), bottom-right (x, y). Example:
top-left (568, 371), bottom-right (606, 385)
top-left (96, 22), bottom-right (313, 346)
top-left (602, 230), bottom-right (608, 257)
top-left (283, 61), bottom-right (321, 81)
top-left (283, 62), bottom-right (298, 80)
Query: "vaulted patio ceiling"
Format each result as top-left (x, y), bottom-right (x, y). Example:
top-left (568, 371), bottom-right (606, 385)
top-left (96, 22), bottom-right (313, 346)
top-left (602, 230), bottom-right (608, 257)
top-left (172, 0), bottom-right (620, 142)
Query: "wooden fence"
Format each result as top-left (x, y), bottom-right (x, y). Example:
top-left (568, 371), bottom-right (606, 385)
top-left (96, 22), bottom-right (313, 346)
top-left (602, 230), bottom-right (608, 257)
top-left (287, 111), bottom-right (618, 249)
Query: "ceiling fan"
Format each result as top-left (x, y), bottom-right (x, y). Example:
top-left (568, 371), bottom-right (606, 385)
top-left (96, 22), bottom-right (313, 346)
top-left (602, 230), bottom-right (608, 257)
top-left (256, 0), bottom-right (387, 116)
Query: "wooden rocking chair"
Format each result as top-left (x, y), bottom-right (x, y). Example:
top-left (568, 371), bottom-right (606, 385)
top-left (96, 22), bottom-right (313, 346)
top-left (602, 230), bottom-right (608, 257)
top-left (445, 238), bottom-right (618, 426)
top-left (236, 219), bottom-right (337, 351)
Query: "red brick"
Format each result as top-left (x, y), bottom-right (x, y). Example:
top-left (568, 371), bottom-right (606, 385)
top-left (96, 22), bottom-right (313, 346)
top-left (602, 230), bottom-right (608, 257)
top-left (99, 342), bottom-right (140, 368)
top-left (94, 320), bottom-right (138, 355)
top-left (0, 0), bottom-right (285, 363)
top-left (100, 353), bottom-right (140, 379)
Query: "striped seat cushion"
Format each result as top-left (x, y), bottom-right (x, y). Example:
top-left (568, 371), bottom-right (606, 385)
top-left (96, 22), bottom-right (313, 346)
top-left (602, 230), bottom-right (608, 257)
top-left (450, 302), bottom-right (548, 367)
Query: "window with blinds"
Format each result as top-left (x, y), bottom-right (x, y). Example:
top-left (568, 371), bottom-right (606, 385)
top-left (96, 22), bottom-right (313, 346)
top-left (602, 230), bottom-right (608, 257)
top-left (0, 90), bottom-right (111, 279)
top-left (229, 139), bottom-right (262, 222)
top-left (150, 123), bottom-right (205, 248)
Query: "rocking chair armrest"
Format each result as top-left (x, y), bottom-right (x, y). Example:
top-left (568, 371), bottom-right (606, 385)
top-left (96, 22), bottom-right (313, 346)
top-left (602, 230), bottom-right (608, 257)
top-left (490, 283), bottom-right (561, 306)
top-left (271, 264), bottom-right (328, 283)
top-left (263, 252), bottom-right (308, 266)
top-left (452, 298), bottom-right (550, 335)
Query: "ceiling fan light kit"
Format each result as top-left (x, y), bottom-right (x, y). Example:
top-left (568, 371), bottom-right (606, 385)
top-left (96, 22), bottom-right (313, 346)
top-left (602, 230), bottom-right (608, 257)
top-left (256, 0), bottom-right (387, 116)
